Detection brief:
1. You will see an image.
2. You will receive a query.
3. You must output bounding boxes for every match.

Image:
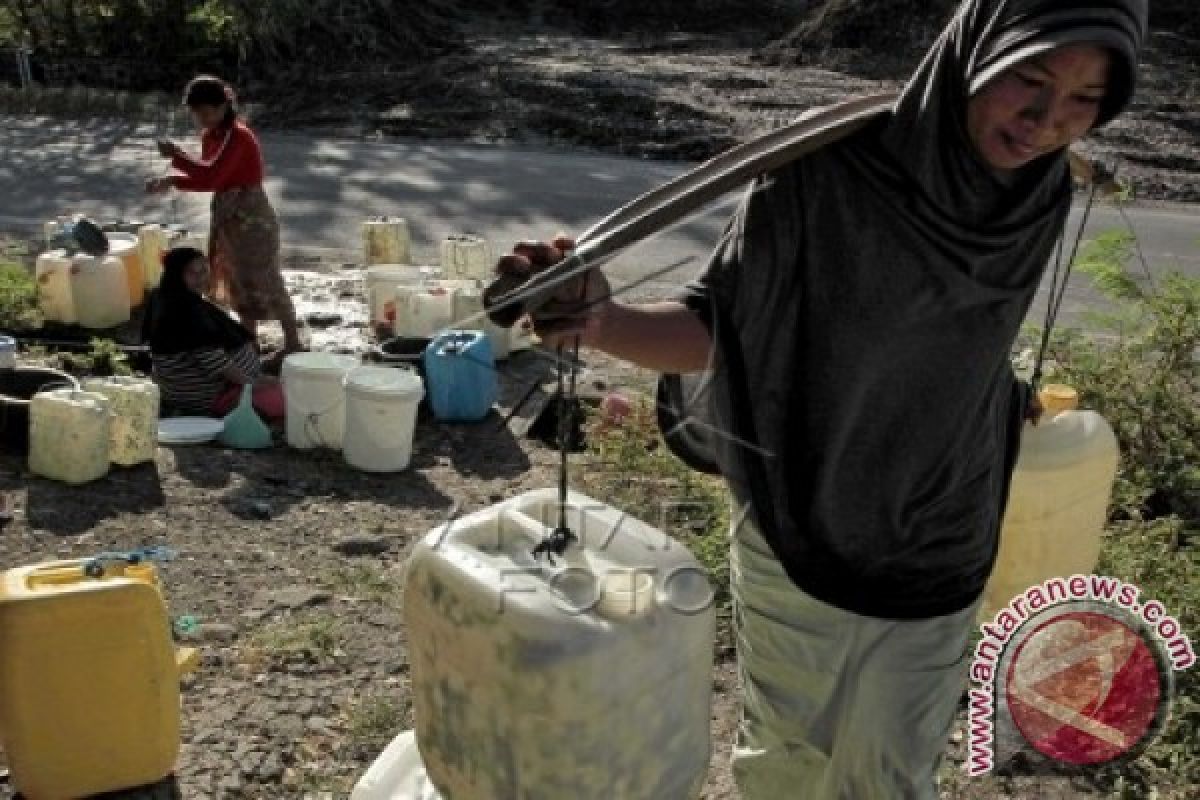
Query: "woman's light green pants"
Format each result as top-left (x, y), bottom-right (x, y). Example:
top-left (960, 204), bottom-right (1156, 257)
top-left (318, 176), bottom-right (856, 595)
top-left (730, 516), bottom-right (979, 800)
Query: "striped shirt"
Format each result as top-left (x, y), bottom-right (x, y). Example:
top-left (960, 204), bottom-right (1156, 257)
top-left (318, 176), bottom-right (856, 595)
top-left (152, 342), bottom-right (260, 415)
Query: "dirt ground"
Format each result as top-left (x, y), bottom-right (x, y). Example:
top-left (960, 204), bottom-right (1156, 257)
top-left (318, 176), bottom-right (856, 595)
top-left (261, 22), bottom-right (1200, 204)
top-left (0, 391), bottom-right (747, 799)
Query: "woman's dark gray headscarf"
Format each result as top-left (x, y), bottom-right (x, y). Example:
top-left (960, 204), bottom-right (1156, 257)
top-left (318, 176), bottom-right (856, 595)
top-left (880, 0), bottom-right (1147, 232)
top-left (685, 0), bottom-right (1149, 618)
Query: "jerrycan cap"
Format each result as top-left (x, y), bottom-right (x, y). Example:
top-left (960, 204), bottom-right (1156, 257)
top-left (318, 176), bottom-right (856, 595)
top-left (1038, 384), bottom-right (1079, 417)
top-left (596, 568), bottom-right (656, 618)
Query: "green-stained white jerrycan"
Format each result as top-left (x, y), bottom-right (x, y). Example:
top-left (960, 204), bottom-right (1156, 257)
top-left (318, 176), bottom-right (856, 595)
top-left (402, 488), bottom-right (717, 800)
top-left (980, 385), bottom-right (1119, 622)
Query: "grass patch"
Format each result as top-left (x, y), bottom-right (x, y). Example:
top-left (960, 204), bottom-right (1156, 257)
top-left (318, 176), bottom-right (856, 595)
top-left (347, 693), bottom-right (409, 753)
top-left (326, 564), bottom-right (402, 606)
top-left (245, 613), bottom-right (345, 664)
top-left (291, 769), bottom-right (353, 796)
top-left (580, 397), bottom-right (731, 639)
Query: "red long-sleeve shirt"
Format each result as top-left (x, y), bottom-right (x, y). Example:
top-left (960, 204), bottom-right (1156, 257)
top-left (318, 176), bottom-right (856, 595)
top-left (170, 120), bottom-right (265, 192)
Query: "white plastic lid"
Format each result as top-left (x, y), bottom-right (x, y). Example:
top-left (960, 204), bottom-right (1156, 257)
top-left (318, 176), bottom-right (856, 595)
top-left (282, 352), bottom-right (361, 376)
top-left (345, 366), bottom-right (424, 399)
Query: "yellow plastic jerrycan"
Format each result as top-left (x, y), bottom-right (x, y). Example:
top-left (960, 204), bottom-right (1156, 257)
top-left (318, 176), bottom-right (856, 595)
top-left (0, 556), bottom-right (199, 799)
top-left (980, 385), bottom-right (1119, 622)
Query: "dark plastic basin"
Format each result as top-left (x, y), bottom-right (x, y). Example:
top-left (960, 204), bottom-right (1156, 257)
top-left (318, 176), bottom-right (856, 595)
top-left (0, 367), bottom-right (80, 453)
top-left (366, 336), bottom-right (432, 415)
top-left (367, 336), bottom-right (431, 379)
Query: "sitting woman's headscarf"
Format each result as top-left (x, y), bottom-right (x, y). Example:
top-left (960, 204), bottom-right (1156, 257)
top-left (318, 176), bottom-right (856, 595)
top-left (143, 246), bottom-right (253, 355)
top-left (693, 0), bottom-right (1149, 618)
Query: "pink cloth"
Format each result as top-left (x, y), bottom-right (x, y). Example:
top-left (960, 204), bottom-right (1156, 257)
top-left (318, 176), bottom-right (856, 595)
top-left (212, 381), bottom-right (285, 420)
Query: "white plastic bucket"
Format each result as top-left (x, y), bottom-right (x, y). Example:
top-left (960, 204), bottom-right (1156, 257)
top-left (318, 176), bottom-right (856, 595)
top-left (342, 366), bottom-right (424, 473)
top-left (282, 352), bottom-right (360, 450)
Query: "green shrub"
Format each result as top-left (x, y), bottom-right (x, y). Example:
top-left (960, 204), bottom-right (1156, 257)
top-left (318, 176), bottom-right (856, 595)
top-left (1037, 230), bottom-right (1200, 523)
top-left (1023, 225), bottom-right (1198, 792)
top-left (60, 337), bottom-right (132, 377)
top-left (0, 261), bottom-right (42, 331)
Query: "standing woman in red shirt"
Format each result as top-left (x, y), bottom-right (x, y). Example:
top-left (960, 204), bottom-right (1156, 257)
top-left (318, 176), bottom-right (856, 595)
top-left (146, 75), bottom-right (303, 358)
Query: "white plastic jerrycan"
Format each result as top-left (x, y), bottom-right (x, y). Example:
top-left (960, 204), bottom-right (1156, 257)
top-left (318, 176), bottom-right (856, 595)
top-left (404, 488), bottom-right (716, 800)
top-left (351, 731), bottom-right (440, 800)
top-left (28, 389), bottom-right (112, 485)
top-left (363, 217), bottom-right (412, 266)
top-left (35, 250), bottom-right (76, 324)
top-left (83, 377), bottom-right (160, 466)
top-left (981, 384), bottom-right (1119, 621)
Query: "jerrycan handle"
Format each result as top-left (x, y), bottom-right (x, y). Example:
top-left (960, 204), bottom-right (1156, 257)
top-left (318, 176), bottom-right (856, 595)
top-left (82, 546), bottom-right (176, 578)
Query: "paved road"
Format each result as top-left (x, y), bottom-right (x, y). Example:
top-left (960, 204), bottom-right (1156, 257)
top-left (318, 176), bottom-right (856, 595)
top-left (2, 116), bottom-right (1197, 327)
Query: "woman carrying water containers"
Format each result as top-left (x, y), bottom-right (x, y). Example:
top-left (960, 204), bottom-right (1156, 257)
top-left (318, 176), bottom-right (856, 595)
top-left (499, 2), bottom-right (1146, 797)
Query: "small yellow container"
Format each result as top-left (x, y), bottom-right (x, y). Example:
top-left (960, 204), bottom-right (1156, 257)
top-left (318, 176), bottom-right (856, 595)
top-left (0, 559), bottom-right (195, 799)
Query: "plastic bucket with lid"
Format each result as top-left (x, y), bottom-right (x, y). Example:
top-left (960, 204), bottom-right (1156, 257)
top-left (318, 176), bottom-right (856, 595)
top-left (282, 352), bottom-right (360, 450)
top-left (342, 366), bottom-right (424, 473)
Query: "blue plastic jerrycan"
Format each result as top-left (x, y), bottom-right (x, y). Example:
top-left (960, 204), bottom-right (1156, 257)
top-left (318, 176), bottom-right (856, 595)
top-left (423, 331), bottom-right (497, 422)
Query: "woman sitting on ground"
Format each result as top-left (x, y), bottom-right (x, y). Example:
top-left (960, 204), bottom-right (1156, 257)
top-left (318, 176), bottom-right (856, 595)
top-left (143, 246), bottom-right (284, 420)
